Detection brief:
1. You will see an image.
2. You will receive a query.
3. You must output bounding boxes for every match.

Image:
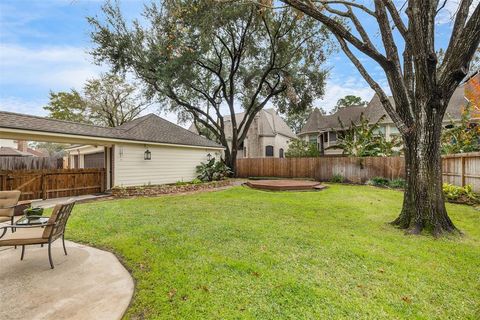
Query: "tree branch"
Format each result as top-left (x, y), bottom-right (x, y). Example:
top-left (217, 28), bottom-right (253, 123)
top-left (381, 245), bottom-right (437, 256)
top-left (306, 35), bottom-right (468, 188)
top-left (334, 34), bottom-right (409, 134)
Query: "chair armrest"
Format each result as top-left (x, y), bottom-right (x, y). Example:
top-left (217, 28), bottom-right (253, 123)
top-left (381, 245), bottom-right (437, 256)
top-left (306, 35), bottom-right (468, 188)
top-left (0, 205), bottom-right (16, 209)
top-left (0, 222), bottom-right (53, 239)
top-left (0, 223), bottom-right (46, 239)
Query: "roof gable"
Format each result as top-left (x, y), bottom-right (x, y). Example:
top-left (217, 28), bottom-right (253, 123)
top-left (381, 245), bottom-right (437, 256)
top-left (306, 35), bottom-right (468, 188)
top-left (222, 108), bottom-right (295, 139)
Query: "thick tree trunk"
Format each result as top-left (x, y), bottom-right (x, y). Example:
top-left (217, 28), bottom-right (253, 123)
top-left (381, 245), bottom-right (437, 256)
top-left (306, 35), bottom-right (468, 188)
top-left (224, 147), bottom-right (237, 176)
top-left (392, 102), bottom-right (458, 236)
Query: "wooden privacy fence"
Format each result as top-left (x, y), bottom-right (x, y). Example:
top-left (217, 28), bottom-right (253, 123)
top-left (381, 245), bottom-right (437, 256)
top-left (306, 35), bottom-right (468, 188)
top-left (236, 157), bottom-right (405, 183)
top-left (442, 152), bottom-right (480, 191)
top-left (0, 156), bottom-right (63, 170)
top-left (0, 168), bottom-right (105, 201)
top-left (236, 152), bottom-right (480, 192)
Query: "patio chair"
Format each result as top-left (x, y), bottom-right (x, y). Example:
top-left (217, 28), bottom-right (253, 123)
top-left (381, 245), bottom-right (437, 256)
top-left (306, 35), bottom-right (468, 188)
top-left (0, 201), bottom-right (76, 269)
top-left (0, 190), bottom-right (21, 225)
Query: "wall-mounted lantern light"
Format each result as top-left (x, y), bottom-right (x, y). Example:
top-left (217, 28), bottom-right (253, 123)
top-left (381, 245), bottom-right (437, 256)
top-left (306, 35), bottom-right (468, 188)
top-left (144, 148), bottom-right (152, 160)
top-left (207, 153), bottom-right (212, 161)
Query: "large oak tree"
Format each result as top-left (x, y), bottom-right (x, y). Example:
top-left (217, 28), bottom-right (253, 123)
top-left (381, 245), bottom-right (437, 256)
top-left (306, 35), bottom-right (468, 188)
top-left (44, 74), bottom-right (150, 127)
top-left (280, 0), bottom-right (480, 235)
top-left (88, 0), bottom-right (330, 172)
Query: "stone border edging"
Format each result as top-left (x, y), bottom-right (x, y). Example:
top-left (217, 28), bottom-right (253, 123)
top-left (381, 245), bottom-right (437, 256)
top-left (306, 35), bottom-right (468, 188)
top-left (111, 180), bottom-right (234, 197)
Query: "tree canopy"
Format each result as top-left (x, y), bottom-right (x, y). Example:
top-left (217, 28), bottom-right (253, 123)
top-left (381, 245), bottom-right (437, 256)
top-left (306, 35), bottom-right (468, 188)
top-left (44, 90), bottom-right (88, 124)
top-left (330, 95), bottom-right (367, 114)
top-left (44, 74), bottom-right (150, 127)
top-left (88, 0), bottom-right (331, 169)
top-left (283, 106), bottom-right (326, 134)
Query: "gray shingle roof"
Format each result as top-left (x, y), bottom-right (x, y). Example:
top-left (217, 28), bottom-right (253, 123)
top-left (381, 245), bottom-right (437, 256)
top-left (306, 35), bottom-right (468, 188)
top-left (299, 106), bottom-right (366, 134)
top-left (222, 108), bottom-right (296, 139)
top-left (364, 86), bottom-right (467, 124)
top-left (300, 85), bottom-right (468, 135)
top-left (0, 112), bottom-right (223, 149)
top-left (0, 147), bottom-right (34, 157)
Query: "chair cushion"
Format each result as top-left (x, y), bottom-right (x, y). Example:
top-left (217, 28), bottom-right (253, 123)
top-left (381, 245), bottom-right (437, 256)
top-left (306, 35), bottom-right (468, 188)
top-left (0, 216), bottom-right (10, 223)
top-left (0, 190), bottom-right (21, 217)
top-left (0, 227), bottom-right (48, 246)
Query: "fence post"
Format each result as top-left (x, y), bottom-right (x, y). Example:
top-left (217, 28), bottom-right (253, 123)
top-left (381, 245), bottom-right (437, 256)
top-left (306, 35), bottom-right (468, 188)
top-left (101, 170), bottom-right (105, 192)
top-left (0, 174), bottom-right (5, 191)
top-left (461, 156), bottom-right (466, 187)
top-left (41, 173), bottom-right (47, 200)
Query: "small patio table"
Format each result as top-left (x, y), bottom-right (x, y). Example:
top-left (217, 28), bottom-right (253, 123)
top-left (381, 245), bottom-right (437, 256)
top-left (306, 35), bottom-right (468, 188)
top-left (15, 216), bottom-right (49, 226)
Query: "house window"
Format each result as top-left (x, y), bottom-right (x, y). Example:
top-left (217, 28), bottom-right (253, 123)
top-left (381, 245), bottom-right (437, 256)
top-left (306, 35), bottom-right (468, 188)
top-left (390, 126), bottom-right (399, 134)
top-left (373, 126), bottom-right (386, 136)
top-left (329, 132), bottom-right (337, 142)
top-left (243, 147), bottom-right (247, 157)
top-left (308, 135), bottom-right (317, 145)
top-left (265, 145), bottom-right (274, 157)
top-left (279, 148), bottom-right (284, 158)
top-left (323, 133), bottom-right (328, 143)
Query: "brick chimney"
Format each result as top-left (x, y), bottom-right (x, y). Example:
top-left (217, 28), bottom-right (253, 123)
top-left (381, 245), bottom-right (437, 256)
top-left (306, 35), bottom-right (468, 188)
top-left (17, 140), bottom-right (28, 152)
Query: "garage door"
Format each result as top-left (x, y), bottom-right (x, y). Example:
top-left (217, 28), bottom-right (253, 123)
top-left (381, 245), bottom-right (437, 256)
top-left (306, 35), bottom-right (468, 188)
top-left (84, 152), bottom-right (105, 168)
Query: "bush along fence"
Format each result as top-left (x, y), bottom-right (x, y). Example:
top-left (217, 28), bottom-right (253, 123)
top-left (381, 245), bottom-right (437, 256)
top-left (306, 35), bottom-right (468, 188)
top-left (112, 180), bottom-right (233, 197)
top-left (0, 168), bottom-right (105, 201)
top-left (236, 152), bottom-right (480, 192)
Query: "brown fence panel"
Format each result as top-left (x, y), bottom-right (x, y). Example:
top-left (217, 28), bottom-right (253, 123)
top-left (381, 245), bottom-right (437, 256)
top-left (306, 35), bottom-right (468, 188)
top-left (0, 156), bottom-right (62, 170)
top-left (0, 168), bottom-right (105, 201)
top-left (237, 153), bottom-right (479, 191)
top-left (237, 156), bottom-right (406, 183)
top-left (442, 152), bottom-right (480, 192)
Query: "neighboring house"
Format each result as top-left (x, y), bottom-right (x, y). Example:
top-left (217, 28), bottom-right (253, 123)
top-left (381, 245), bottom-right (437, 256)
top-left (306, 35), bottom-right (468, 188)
top-left (0, 112), bottom-right (223, 188)
top-left (190, 108), bottom-right (296, 158)
top-left (0, 146), bottom-right (36, 157)
top-left (0, 139), bottom-right (46, 157)
top-left (299, 82), bottom-right (471, 155)
top-left (298, 106), bottom-right (366, 155)
top-left (0, 139), bottom-right (16, 148)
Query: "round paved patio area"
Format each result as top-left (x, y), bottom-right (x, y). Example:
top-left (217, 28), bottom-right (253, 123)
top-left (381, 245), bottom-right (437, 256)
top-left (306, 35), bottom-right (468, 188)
top-left (0, 241), bottom-right (133, 320)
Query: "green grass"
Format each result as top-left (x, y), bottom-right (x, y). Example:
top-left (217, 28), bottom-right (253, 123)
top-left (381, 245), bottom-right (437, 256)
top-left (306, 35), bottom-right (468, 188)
top-left (67, 185), bottom-right (480, 319)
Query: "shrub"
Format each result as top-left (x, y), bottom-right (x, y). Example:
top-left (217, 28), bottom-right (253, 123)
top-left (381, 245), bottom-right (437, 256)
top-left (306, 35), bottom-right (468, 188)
top-left (443, 183), bottom-right (478, 204)
top-left (191, 178), bottom-right (203, 184)
top-left (388, 178), bottom-right (406, 189)
top-left (285, 138), bottom-right (320, 158)
top-left (368, 177), bottom-right (390, 187)
top-left (330, 173), bottom-right (345, 183)
top-left (196, 158), bottom-right (232, 182)
top-left (366, 177), bottom-right (405, 189)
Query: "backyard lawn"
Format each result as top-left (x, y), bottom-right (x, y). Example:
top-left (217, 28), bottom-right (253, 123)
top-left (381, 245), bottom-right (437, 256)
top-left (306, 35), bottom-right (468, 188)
top-left (67, 185), bottom-right (479, 319)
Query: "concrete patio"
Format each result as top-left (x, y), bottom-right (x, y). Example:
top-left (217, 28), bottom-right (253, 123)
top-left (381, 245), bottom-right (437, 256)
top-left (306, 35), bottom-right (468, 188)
top-left (0, 241), bottom-right (133, 320)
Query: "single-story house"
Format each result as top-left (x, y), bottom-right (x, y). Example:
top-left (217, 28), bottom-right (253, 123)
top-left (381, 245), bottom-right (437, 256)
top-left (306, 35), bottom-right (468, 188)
top-left (0, 112), bottom-right (224, 188)
top-left (0, 139), bottom-right (46, 157)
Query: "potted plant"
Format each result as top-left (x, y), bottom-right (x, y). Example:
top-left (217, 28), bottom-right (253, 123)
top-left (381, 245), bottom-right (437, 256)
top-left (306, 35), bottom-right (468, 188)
top-left (24, 207), bottom-right (44, 218)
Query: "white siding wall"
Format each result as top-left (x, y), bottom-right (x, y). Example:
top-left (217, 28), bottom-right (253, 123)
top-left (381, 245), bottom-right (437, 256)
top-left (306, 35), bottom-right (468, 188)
top-left (0, 139), bottom-right (16, 148)
top-left (114, 143), bottom-right (221, 187)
